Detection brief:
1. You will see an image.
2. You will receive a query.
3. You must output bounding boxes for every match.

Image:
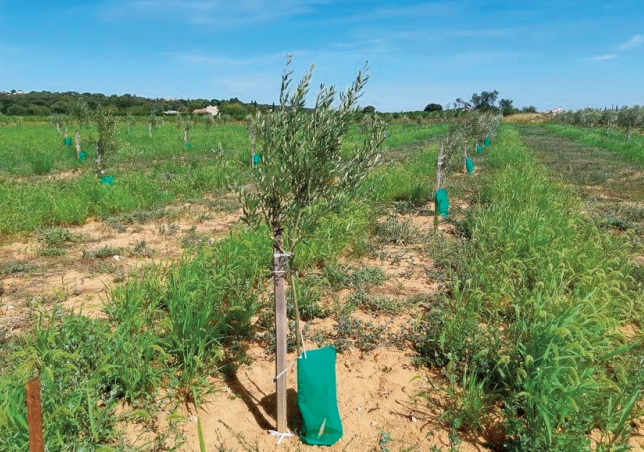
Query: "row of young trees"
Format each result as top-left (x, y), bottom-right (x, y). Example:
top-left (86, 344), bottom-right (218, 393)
top-left (553, 106), bottom-right (644, 140)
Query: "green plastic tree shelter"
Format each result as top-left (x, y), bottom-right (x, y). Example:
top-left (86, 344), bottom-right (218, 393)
top-left (465, 157), bottom-right (474, 174)
top-left (435, 188), bottom-right (449, 217)
top-left (484, 136), bottom-right (491, 147)
top-left (297, 347), bottom-right (343, 446)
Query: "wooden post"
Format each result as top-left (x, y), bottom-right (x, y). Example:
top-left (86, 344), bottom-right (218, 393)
top-left (148, 122), bottom-right (153, 138)
top-left (96, 144), bottom-right (104, 176)
top-left (436, 142), bottom-right (444, 191)
top-left (273, 228), bottom-right (288, 433)
top-left (74, 131), bottom-right (81, 159)
top-left (434, 143), bottom-right (445, 231)
top-left (464, 143), bottom-right (468, 174)
top-left (25, 378), bottom-right (44, 452)
top-left (248, 123), bottom-right (256, 168)
top-left (184, 129), bottom-right (188, 146)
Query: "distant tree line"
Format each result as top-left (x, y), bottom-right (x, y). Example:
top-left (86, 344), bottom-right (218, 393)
top-left (0, 88), bottom-right (539, 121)
top-left (0, 91), bottom-right (270, 120)
top-left (424, 90), bottom-right (537, 116)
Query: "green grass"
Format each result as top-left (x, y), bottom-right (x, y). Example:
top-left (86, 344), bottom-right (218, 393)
top-left (545, 124), bottom-right (644, 166)
top-left (0, 123), bottom-right (445, 449)
top-left (0, 122), bottom-right (445, 237)
top-left (416, 126), bottom-right (643, 450)
top-left (518, 125), bottom-right (644, 252)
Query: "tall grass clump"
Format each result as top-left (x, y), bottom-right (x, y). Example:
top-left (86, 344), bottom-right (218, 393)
top-left (0, 311), bottom-right (121, 450)
top-left (417, 126), bottom-right (643, 450)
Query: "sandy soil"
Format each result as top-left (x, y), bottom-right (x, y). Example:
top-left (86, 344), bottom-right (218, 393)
top-left (2, 196), bottom-right (642, 451)
top-left (0, 201), bottom-right (241, 334)
top-left (115, 210), bottom-right (508, 451)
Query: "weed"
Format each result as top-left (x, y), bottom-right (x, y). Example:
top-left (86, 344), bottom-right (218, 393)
top-left (375, 215), bottom-right (418, 245)
top-left (35, 227), bottom-right (82, 247)
top-left (379, 430), bottom-right (392, 452)
top-left (334, 315), bottom-right (389, 352)
top-left (83, 245), bottom-right (125, 259)
top-left (157, 223), bottom-right (181, 236)
top-left (0, 261), bottom-right (36, 275)
top-left (131, 240), bottom-right (155, 258)
top-left (37, 247), bottom-right (67, 257)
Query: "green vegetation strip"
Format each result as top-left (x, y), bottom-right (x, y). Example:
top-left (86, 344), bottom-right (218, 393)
top-left (0, 136), bottom-right (440, 449)
top-left (417, 126), bottom-right (643, 450)
top-left (0, 123), bottom-right (445, 236)
top-left (545, 124), bottom-right (644, 166)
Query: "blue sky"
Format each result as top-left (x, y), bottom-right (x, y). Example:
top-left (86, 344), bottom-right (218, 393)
top-left (0, 0), bottom-right (642, 112)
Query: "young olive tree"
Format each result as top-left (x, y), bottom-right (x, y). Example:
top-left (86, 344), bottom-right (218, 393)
top-left (601, 108), bottom-right (618, 134)
top-left (202, 113), bottom-right (214, 130)
top-left (237, 59), bottom-right (386, 433)
top-left (94, 106), bottom-right (118, 177)
top-left (147, 112), bottom-right (160, 137)
top-left (176, 113), bottom-right (194, 147)
top-left (618, 106), bottom-right (643, 141)
top-left (125, 112), bottom-right (135, 133)
top-left (49, 113), bottom-right (67, 135)
top-left (70, 99), bottom-right (92, 159)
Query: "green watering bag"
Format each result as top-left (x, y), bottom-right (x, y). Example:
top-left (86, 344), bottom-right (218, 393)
top-left (435, 188), bottom-right (449, 217)
top-left (476, 144), bottom-right (483, 154)
top-left (253, 153), bottom-right (262, 165)
top-left (465, 157), bottom-right (474, 174)
top-left (297, 347), bottom-right (343, 446)
top-left (484, 136), bottom-right (491, 147)
top-left (64, 136), bottom-right (72, 147)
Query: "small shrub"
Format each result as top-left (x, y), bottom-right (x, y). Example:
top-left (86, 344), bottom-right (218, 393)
top-left (375, 215), bottom-right (418, 245)
top-left (35, 227), bottom-right (81, 247)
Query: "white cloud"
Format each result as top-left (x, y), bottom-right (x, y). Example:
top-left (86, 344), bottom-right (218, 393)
top-left (591, 54), bottom-right (618, 61)
top-left (100, 0), bottom-right (332, 26)
top-left (613, 34), bottom-right (643, 50)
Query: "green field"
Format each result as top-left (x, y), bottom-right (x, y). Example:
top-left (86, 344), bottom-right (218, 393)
top-left (0, 117), bottom-right (642, 450)
top-left (0, 121), bottom-right (445, 236)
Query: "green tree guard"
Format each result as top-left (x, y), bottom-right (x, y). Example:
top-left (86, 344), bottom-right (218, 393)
top-left (484, 136), bottom-right (491, 147)
top-left (435, 188), bottom-right (449, 217)
top-left (466, 157), bottom-right (474, 174)
top-left (297, 347), bottom-right (343, 446)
